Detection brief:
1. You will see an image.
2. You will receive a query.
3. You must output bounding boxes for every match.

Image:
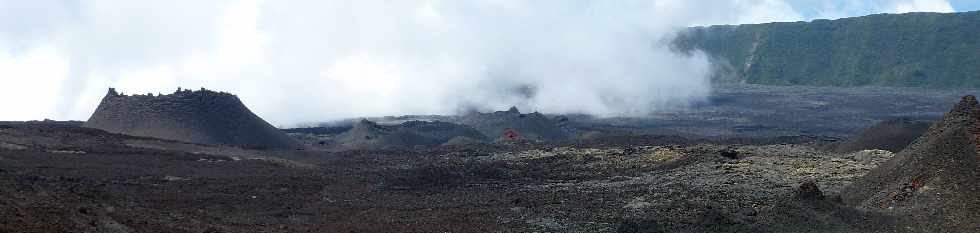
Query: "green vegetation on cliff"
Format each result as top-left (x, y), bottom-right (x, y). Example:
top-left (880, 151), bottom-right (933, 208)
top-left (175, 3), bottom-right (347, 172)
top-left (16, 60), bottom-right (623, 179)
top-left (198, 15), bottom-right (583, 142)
top-left (673, 11), bottom-right (980, 87)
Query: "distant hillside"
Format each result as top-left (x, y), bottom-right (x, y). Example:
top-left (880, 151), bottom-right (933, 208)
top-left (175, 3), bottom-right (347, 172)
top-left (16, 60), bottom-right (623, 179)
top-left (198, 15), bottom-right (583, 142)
top-left (673, 11), bottom-right (980, 87)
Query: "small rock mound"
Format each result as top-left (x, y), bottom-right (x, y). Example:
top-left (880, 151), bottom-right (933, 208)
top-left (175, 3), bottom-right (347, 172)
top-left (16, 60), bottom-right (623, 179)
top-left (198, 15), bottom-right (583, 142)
top-left (84, 88), bottom-right (300, 149)
top-left (835, 118), bottom-right (931, 153)
top-left (718, 147), bottom-right (740, 159)
top-left (458, 106), bottom-right (569, 141)
top-left (796, 180), bottom-right (823, 200)
top-left (617, 218), bottom-right (664, 233)
top-left (841, 95), bottom-right (980, 231)
top-left (335, 119), bottom-right (487, 150)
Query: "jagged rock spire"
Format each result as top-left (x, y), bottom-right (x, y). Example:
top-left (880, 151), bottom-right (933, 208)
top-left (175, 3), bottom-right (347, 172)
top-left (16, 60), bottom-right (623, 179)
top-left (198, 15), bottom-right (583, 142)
top-left (951, 95), bottom-right (978, 114)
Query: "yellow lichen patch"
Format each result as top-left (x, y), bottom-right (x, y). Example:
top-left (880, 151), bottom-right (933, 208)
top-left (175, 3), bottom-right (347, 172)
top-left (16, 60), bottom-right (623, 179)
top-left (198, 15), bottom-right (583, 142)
top-left (734, 117), bottom-right (753, 124)
top-left (640, 148), bottom-right (684, 164)
top-left (791, 161), bottom-right (820, 176)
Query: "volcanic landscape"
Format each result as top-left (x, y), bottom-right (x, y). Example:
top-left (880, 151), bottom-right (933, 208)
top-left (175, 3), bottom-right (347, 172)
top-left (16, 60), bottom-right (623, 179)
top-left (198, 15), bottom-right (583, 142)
top-left (1, 83), bottom-right (978, 233)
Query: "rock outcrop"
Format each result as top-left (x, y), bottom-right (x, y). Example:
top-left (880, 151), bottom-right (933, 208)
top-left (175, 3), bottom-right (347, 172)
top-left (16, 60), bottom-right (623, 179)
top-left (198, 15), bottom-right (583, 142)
top-left (458, 107), bottom-right (569, 141)
top-left (841, 96), bottom-right (980, 231)
top-left (84, 88), bottom-right (300, 149)
top-left (835, 118), bottom-right (932, 153)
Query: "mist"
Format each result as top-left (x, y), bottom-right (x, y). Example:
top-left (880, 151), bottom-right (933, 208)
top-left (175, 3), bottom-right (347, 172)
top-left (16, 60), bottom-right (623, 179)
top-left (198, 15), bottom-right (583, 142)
top-left (0, 0), bottom-right (958, 126)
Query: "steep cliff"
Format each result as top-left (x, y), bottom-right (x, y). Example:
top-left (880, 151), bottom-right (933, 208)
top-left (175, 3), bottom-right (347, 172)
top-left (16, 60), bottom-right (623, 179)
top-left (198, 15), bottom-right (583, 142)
top-left (674, 11), bottom-right (980, 87)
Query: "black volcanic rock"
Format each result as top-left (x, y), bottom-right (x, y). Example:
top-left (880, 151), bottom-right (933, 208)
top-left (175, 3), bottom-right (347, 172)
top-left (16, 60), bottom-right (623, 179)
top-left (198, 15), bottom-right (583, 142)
top-left (334, 119), bottom-right (488, 150)
top-left (282, 126), bottom-right (352, 135)
top-left (84, 88), bottom-right (300, 149)
top-left (835, 119), bottom-right (932, 153)
top-left (458, 107), bottom-right (569, 141)
top-left (796, 180), bottom-right (823, 200)
top-left (841, 96), bottom-right (980, 231)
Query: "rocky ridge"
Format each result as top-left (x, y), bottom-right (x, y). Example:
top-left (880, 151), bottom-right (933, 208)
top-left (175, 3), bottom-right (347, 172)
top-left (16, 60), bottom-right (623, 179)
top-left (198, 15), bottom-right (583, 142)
top-left (332, 119), bottom-right (488, 150)
top-left (458, 107), bottom-right (569, 141)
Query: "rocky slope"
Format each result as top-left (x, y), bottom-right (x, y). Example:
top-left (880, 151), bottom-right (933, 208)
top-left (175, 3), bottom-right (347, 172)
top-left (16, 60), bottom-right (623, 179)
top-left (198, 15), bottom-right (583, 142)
top-left (84, 88), bottom-right (299, 150)
top-left (842, 95), bottom-right (980, 232)
top-left (674, 11), bottom-right (980, 87)
top-left (834, 119), bottom-right (931, 153)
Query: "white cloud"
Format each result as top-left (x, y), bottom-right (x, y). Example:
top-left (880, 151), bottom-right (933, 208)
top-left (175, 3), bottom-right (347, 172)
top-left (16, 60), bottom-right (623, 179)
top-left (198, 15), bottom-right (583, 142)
top-left (892, 0), bottom-right (955, 13)
top-left (0, 0), bottom-right (957, 126)
top-left (0, 46), bottom-right (69, 120)
top-left (805, 0), bottom-right (955, 20)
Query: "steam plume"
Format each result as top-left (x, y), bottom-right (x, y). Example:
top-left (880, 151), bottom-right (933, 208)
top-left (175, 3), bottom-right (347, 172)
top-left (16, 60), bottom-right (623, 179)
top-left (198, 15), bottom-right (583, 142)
top-left (0, 0), bottom-right (958, 126)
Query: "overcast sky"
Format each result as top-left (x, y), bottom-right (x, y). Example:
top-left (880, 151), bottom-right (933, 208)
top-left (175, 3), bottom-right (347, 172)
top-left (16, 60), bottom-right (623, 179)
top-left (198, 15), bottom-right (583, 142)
top-left (0, 0), bottom-right (974, 126)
